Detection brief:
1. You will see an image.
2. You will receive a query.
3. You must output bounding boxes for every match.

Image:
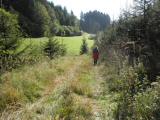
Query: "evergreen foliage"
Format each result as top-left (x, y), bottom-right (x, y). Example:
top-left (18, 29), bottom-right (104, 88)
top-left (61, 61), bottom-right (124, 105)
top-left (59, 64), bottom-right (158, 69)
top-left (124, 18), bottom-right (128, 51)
top-left (1, 0), bottom-right (80, 37)
top-left (0, 8), bottom-right (24, 72)
top-left (0, 8), bottom-right (21, 53)
top-left (44, 37), bottom-right (66, 59)
top-left (32, 1), bottom-right (51, 37)
top-left (80, 37), bottom-right (88, 55)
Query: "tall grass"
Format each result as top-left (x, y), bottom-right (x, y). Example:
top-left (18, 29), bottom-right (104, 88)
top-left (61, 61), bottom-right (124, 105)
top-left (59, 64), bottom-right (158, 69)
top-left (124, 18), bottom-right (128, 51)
top-left (0, 56), bottom-right (94, 119)
top-left (71, 62), bottom-right (94, 98)
top-left (0, 56), bottom-right (75, 112)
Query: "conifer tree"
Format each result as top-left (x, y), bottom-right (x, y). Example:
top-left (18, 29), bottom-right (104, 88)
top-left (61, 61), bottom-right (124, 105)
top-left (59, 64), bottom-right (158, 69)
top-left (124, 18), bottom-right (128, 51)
top-left (80, 37), bottom-right (88, 55)
top-left (0, 8), bottom-right (21, 54)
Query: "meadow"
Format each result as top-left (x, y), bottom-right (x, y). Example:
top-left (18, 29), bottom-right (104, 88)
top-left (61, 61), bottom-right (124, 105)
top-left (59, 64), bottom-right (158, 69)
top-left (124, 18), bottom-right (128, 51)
top-left (18, 35), bottom-right (94, 56)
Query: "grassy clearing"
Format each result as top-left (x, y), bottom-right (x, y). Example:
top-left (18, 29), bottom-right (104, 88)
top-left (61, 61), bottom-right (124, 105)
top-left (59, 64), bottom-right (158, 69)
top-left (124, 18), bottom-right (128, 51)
top-left (17, 35), bottom-right (94, 56)
top-left (56, 36), bottom-right (93, 55)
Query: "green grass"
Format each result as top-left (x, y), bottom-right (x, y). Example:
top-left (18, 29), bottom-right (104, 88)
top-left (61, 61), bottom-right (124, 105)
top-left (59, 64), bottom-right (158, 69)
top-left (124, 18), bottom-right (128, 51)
top-left (18, 35), bottom-right (94, 56)
top-left (56, 36), bottom-right (94, 55)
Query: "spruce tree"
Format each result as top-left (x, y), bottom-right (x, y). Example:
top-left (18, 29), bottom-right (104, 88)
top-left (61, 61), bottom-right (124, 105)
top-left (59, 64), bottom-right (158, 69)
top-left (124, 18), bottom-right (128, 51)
top-left (80, 37), bottom-right (88, 55)
top-left (44, 37), bottom-right (66, 59)
top-left (0, 8), bottom-right (21, 54)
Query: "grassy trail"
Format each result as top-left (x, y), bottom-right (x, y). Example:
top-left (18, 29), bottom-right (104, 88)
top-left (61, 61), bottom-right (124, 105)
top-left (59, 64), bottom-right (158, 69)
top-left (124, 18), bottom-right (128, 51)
top-left (0, 55), bottom-right (116, 120)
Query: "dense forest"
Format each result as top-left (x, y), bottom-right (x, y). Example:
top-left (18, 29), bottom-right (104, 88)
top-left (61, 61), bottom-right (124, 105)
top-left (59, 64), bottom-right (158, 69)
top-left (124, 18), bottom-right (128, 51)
top-left (80, 11), bottom-right (110, 34)
top-left (1, 0), bottom-right (111, 36)
top-left (1, 0), bottom-right (81, 37)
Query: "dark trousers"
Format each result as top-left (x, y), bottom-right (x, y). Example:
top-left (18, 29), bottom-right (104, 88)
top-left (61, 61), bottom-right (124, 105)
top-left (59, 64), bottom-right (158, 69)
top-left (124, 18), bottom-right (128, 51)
top-left (94, 59), bottom-right (98, 65)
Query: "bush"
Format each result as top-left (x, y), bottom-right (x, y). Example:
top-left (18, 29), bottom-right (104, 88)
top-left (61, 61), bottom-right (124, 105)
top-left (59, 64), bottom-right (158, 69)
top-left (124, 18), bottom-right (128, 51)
top-left (80, 37), bottom-right (88, 55)
top-left (134, 84), bottom-right (160, 120)
top-left (0, 85), bottom-right (21, 112)
top-left (43, 37), bottom-right (66, 59)
top-left (103, 63), bottom-right (160, 120)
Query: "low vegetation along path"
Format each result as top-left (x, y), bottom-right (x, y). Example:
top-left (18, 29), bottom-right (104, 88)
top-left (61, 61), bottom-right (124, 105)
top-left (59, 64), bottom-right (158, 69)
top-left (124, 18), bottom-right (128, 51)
top-left (0, 55), bottom-right (115, 120)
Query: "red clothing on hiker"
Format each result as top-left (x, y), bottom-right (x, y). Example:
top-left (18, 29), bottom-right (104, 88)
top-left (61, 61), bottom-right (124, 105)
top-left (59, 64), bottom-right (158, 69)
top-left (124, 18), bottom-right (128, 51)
top-left (93, 52), bottom-right (99, 60)
top-left (92, 47), bottom-right (99, 60)
top-left (92, 47), bottom-right (99, 65)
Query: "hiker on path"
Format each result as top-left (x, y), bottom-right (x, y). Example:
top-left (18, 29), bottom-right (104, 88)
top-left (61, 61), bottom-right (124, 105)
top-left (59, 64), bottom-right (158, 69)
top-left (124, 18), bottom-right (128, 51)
top-left (92, 46), bottom-right (99, 65)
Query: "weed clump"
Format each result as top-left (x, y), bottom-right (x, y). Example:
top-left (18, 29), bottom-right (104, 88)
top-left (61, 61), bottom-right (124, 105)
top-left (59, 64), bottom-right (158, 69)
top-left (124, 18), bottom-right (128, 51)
top-left (0, 85), bottom-right (21, 112)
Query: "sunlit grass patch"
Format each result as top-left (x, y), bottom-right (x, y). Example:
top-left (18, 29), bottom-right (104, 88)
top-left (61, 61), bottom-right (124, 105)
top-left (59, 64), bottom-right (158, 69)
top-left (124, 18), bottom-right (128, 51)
top-left (56, 36), bottom-right (94, 55)
top-left (18, 35), bottom-right (94, 56)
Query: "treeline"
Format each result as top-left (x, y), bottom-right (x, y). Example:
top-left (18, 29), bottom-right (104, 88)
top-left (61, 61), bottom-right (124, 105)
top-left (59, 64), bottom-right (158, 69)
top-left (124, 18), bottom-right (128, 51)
top-left (80, 10), bottom-right (110, 34)
top-left (96, 0), bottom-right (160, 119)
top-left (2, 0), bottom-right (81, 37)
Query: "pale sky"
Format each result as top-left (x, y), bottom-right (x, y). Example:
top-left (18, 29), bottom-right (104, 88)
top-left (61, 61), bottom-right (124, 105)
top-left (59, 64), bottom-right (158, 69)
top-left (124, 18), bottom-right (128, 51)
top-left (48, 0), bottom-right (134, 20)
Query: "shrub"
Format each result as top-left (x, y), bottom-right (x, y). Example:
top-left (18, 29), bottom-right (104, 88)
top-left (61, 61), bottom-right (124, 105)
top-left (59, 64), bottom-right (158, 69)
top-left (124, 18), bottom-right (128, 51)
top-left (0, 84), bottom-right (21, 112)
top-left (101, 61), bottom-right (160, 120)
top-left (80, 37), bottom-right (88, 55)
top-left (109, 64), bottom-right (160, 120)
top-left (43, 37), bottom-right (66, 59)
top-left (134, 84), bottom-right (160, 120)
